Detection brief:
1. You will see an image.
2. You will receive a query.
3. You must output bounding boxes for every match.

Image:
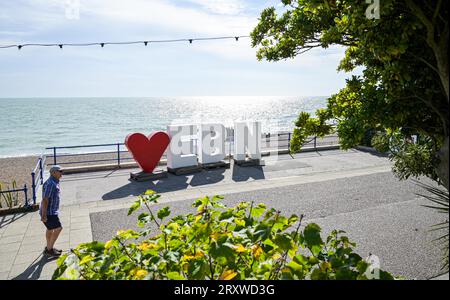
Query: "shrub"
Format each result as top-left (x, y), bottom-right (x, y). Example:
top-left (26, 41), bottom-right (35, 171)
top-left (0, 180), bottom-right (20, 209)
top-left (52, 191), bottom-right (396, 280)
top-left (415, 180), bottom-right (449, 272)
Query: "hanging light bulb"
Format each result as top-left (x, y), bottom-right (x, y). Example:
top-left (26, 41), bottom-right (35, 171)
top-left (189, 39), bottom-right (193, 44)
top-left (235, 37), bottom-right (239, 41)
top-left (18, 45), bottom-right (22, 50)
top-left (100, 43), bottom-right (105, 48)
top-left (59, 44), bottom-right (63, 49)
top-left (144, 41), bottom-right (148, 46)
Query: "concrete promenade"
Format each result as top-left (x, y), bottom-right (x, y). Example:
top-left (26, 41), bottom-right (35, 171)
top-left (0, 149), bottom-right (447, 280)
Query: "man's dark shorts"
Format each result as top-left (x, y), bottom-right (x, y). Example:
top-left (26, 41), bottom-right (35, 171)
top-left (44, 215), bottom-right (62, 230)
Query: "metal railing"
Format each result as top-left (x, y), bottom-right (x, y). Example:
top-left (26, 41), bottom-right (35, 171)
top-left (29, 155), bottom-right (46, 206)
top-left (45, 143), bottom-right (134, 167)
top-left (24, 131), bottom-right (338, 206)
top-left (43, 132), bottom-right (339, 168)
top-left (0, 185), bottom-right (28, 208)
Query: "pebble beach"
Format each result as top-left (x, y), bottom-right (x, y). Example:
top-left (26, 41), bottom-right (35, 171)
top-left (0, 156), bottom-right (37, 206)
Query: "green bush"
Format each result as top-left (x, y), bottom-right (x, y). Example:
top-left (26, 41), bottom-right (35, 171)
top-left (415, 180), bottom-right (449, 272)
top-left (52, 191), bottom-right (396, 280)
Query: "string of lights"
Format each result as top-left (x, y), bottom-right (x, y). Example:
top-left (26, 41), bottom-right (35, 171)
top-left (0, 35), bottom-right (250, 50)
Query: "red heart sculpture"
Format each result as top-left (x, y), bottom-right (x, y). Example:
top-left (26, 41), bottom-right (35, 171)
top-left (125, 132), bottom-right (170, 173)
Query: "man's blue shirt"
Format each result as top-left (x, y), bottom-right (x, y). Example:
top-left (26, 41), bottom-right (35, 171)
top-left (40, 176), bottom-right (60, 216)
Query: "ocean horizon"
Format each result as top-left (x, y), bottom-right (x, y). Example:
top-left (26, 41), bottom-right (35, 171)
top-left (0, 96), bottom-right (328, 157)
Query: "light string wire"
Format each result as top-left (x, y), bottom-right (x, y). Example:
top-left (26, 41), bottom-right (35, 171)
top-left (0, 35), bottom-right (250, 49)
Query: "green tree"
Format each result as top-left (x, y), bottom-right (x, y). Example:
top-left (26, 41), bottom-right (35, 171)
top-left (289, 109), bottom-right (333, 153)
top-left (251, 0), bottom-right (448, 189)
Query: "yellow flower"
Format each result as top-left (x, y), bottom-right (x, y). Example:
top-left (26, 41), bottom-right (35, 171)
top-left (116, 230), bottom-right (126, 235)
top-left (251, 245), bottom-right (263, 258)
top-left (235, 244), bottom-right (246, 253)
top-left (210, 232), bottom-right (220, 242)
top-left (138, 242), bottom-right (158, 251)
top-left (183, 254), bottom-right (196, 261)
top-left (272, 253), bottom-right (282, 260)
top-left (134, 269), bottom-right (148, 279)
top-left (105, 240), bottom-right (114, 250)
top-left (219, 269), bottom-right (238, 280)
top-left (183, 251), bottom-right (204, 261)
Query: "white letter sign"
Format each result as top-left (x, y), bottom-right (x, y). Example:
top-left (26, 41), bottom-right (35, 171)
top-left (198, 123), bottom-right (226, 165)
top-left (234, 121), bottom-right (261, 161)
top-left (167, 124), bottom-right (198, 169)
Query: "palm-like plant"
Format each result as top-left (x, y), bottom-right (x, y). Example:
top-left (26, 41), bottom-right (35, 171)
top-left (0, 180), bottom-right (20, 209)
top-left (414, 180), bottom-right (449, 272)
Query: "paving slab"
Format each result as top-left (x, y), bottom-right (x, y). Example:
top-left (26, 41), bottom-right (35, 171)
top-left (1, 234), bottom-right (24, 245)
top-left (0, 242), bottom-right (22, 254)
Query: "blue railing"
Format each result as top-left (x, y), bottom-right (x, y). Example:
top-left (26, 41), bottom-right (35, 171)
top-left (0, 185), bottom-right (28, 208)
top-left (45, 143), bottom-right (134, 167)
top-left (30, 155), bottom-right (46, 206)
top-left (21, 131), bottom-right (338, 207)
top-left (43, 132), bottom-right (339, 169)
top-left (44, 133), bottom-right (293, 168)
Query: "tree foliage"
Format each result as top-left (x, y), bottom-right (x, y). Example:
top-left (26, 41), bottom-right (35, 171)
top-left (251, 0), bottom-right (449, 189)
top-left (290, 109), bottom-right (333, 152)
top-left (52, 191), bottom-right (396, 280)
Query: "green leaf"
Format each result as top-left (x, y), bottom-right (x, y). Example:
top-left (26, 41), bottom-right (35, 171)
top-left (137, 213), bottom-right (151, 227)
top-left (287, 260), bottom-right (303, 272)
top-left (336, 268), bottom-right (358, 280)
top-left (303, 223), bottom-right (324, 255)
top-left (88, 241), bottom-right (105, 253)
top-left (254, 223), bottom-right (271, 240)
top-left (188, 260), bottom-right (208, 280)
top-left (145, 189), bottom-right (155, 195)
top-left (128, 200), bottom-right (141, 216)
top-left (274, 234), bottom-right (293, 251)
top-left (310, 268), bottom-right (327, 280)
top-left (210, 243), bottom-right (235, 261)
top-left (80, 255), bottom-right (95, 265)
top-left (167, 272), bottom-right (185, 280)
top-left (251, 205), bottom-right (266, 218)
top-left (157, 207), bottom-right (171, 220)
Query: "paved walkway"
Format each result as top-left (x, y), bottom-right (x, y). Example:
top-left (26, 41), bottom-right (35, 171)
top-left (0, 149), bottom-right (446, 280)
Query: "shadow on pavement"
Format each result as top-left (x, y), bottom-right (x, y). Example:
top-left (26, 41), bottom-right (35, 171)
top-left (232, 165), bottom-right (265, 182)
top-left (101, 163), bottom-right (267, 200)
top-left (0, 212), bottom-right (33, 229)
top-left (102, 168), bottom-right (228, 200)
top-left (101, 173), bottom-right (191, 200)
top-left (11, 253), bottom-right (58, 280)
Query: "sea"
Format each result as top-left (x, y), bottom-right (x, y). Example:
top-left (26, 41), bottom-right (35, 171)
top-left (0, 96), bottom-right (328, 157)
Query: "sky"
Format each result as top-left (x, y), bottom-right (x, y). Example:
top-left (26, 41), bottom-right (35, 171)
top-left (0, 0), bottom-right (357, 97)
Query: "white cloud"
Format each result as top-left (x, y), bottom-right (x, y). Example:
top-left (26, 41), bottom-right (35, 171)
top-left (184, 0), bottom-right (246, 15)
top-left (79, 0), bottom-right (256, 36)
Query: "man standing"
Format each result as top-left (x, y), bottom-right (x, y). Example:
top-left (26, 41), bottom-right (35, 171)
top-left (40, 165), bottom-right (64, 257)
